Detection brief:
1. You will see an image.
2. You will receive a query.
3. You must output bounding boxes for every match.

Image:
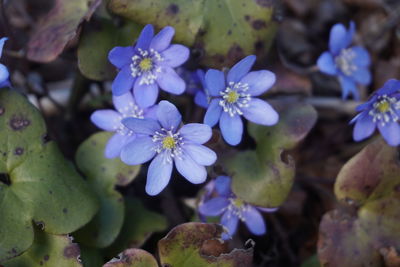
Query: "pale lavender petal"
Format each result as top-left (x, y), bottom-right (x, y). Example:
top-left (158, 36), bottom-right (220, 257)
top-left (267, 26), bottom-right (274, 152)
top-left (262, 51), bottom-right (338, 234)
top-left (90, 110), bottom-right (120, 131)
top-left (219, 112), bottom-right (243, 146)
top-left (204, 99), bottom-right (222, 127)
top-left (344, 21), bottom-right (355, 49)
top-left (242, 206), bottom-right (266, 235)
top-left (157, 100), bottom-right (182, 130)
top-left (179, 123), bottom-right (212, 144)
top-left (257, 207), bottom-right (279, 213)
top-left (317, 52), bottom-right (337, 75)
top-left (175, 152), bottom-right (207, 184)
top-left (194, 91), bottom-right (208, 108)
top-left (353, 112), bottom-right (376, 141)
top-left (112, 92), bottom-right (136, 114)
top-left (108, 46), bottom-right (134, 68)
top-left (199, 197), bottom-right (230, 216)
top-left (214, 176), bottom-right (232, 197)
top-left (240, 70), bottom-right (276, 96)
top-left (242, 98), bottom-right (279, 126)
top-left (143, 105), bottom-right (158, 119)
top-left (0, 37), bottom-right (8, 58)
top-left (120, 136), bottom-right (157, 165)
top-left (0, 64), bottom-right (9, 85)
top-left (122, 117), bottom-right (161, 135)
top-left (227, 55), bottom-right (256, 83)
top-left (378, 121), bottom-right (400, 146)
top-left (135, 24), bottom-right (154, 50)
top-left (146, 151), bottom-right (173, 196)
top-left (329, 23), bottom-right (347, 55)
top-left (160, 44), bottom-right (189, 68)
top-left (150, 26), bottom-right (175, 51)
top-left (105, 133), bottom-right (135, 159)
top-left (352, 67), bottom-right (371, 85)
top-left (133, 79), bottom-right (159, 108)
top-left (156, 67), bottom-right (186, 94)
top-left (351, 46), bottom-right (370, 67)
top-left (183, 144), bottom-right (216, 166)
top-left (205, 69), bottom-right (225, 96)
top-left (220, 210), bottom-right (239, 239)
top-left (339, 75), bottom-right (359, 100)
top-left (112, 66), bottom-right (135, 96)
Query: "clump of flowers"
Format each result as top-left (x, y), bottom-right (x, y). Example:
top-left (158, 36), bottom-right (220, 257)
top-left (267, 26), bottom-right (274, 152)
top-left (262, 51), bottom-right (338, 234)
top-left (0, 37), bottom-right (9, 88)
top-left (203, 55), bottom-right (279, 146)
top-left (317, 21), bottom-right (371, 100)
top-left (198, 176), bottom-right (277, 240)
top-left (351, 79), bottom-right (400, 146)
top-left (121, 100), bottom-right (217, 196)
top-left (177, 68), bottom-right (209, 108)
top-left (108, 24), bottom-right (189, 108)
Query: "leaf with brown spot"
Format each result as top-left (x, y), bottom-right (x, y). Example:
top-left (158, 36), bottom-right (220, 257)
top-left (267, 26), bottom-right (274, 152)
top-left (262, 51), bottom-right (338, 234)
top-left (27, 0), bottom-right (101, 62)
top-left (104, 249), bottom-right (158, 267)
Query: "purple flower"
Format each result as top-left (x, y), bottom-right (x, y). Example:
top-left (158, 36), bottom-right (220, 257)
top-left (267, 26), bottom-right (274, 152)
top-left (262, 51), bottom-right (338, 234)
top-left (176, 68), bottom-right (209, 108)
top-left (203, 55), bottom-right (279, 146)
top-left (317, 21), bottom-right (371, 100)
top-left (198, 176), bottom-right (277, 240)
top-left (121, 100), bottom-right (217, 196)
top-left (351, 79), bottom-right (400, 146)
top-left (108, 24), bottom-right (189, 108)
top-left (0, 37), bottom-right (10, 88)
top-left (90, 92), bottom-right (157, 158)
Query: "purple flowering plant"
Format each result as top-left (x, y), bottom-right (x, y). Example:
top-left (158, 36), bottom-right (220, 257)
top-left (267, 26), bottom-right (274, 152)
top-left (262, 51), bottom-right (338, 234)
top-left (317, 21), bottom-right (371, 100)
top-left (177, 67), bottom-right (209, 108)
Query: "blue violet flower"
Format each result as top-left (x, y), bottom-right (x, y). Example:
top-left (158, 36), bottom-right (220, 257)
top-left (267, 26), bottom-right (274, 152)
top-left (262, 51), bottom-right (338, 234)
top-left (176, 68), bottom-right (209, 108)
top-left (0, 37), bottom-right (10, 88)
top-left (203, 55), bottom-right (279, 145)
top-left (317, 21), bottom-right (371, 100)
top-left (108, 24), bottom-right (189, 108)
top-left (91, 92), bottom-right (157, 158)
top-left (121, 100), bottom-right (217, 195)
top-left (198, 176), bottom-right (277, 240)
top-left (351, 79), bottom-right (400, 146)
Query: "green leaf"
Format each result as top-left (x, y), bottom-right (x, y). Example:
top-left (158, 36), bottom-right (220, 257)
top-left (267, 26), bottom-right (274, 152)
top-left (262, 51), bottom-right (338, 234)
top-left (105, 197), bottom-right (167, 258)
top-left (2, 227), bottom-right (81, 267)
top-left (74, 132), bottom-right (141, 248)
top-left (318, 138), bottom-right (400, 267)
top-left (107, 0), bottom-right (278, 68)
top-left (104, 249), bottom-right (158, 267)
top-left (158, 222), bottom-right (253, 267)
top-left (222, 101), bottom-right (317, 207)
top-left (27, 0), bottom-right (101, 62)
top-left (0, 89), bottom-right (99, 262)
top-left (78, 19), bottom-right (142, 81)
top-left (79, 245), bottom-right (104, 267)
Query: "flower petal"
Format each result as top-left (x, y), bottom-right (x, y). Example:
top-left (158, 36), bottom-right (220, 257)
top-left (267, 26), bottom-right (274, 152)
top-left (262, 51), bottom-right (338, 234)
top-left (205, 69), bottom-right (225, 96)
top-left (257, 207), bottom-right (279, 213)
top-left (351, 46), bottom-right (370, 67)
top-left (175, 152), bottom-right (207, 184)
top-left (105, 133), bottom-right (134, 159)
top-left (242, 206), bottom-right (266, 235)
top-left (329, 23), bottom-right (348, 55)
top-left (160, 44), bottom-right (189, 68)
top-left (135, 24), bottom-right (154, 51)
top-left (379, 79), bottom-right (400, 95)
top-left (112, 66), bottom-right (135, 96)
top-left (0, 37), bottom-right (8, 58)
top-left (227, 55), bottom-right (256, 83)
top-left (352, 112), bottom-right (376, 141)
top-left (179, 123), bottom-right (212, 144)
top-left (352, 67), bottom-right (371, 85)
top-left (150, 26), bottom-right (175, 51)
top-left (0, 64), bottom-right (9, 85)
top-left (108, 46), bottom-right (134, 68)
top-left (112, 92), bottom-right (136, 114)
top-left (199, 197), bottom-right (230, 216)
top-left (133, 79), bottom-right (159, 108)
top-left (339, 75), bottom-right (359, 100)
top-left (214, 176), bottom-right (232, 197)
top-left (146, 152), bottom-right (173, 196)
top-left (317, 52), bottom-right (337, 75)
top-left (120, 136), bottom-right (157, 165)
top-left (183, 144), bottom-right (216, 166)
top-left (219, 112), bottom-right (243, 146)
top-left (122, 117), bottom-right (161, 135)
top-left (240, 70), bottom-right (276, 96)
top-left (204, 99), bottom-right (222, 127)
top-left (91, 110), bottom-right (120, 131)
top-left (344, 21), bottom-right (355, 49)
top-left (157, 100), bottom-right (182, 130)
top-left (156, 67), bottom-right (186, 94)
top-left (242, 98), bottom-right (279, 126)
top-left (194, 91), bottom-right (209, 108)
top-left (378, 121), bottom-right (400, 146)
top-left (144, 104), bottom-right (158, 119)
top-left (220, 210), bottom-right (239, 239)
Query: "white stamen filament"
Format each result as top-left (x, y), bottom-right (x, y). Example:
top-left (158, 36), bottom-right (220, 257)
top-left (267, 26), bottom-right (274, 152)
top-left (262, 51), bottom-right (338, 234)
top-left (130, 48), bottom-right (164, 85)
top-left (335, 48), bottom-right (357, 76)
top-left (368, 95), bottom-right (400, 127)
top-left (152, 126), bottom-right (184, 164)
top-left (219, 82), bottom-right (251, 117)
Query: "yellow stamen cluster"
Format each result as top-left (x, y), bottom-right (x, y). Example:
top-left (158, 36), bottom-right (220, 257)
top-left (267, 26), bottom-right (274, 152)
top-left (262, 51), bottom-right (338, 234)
top-left (162, 136), bottom-right (176, 149)
top-left (139, 58), bottom-right (153, 71)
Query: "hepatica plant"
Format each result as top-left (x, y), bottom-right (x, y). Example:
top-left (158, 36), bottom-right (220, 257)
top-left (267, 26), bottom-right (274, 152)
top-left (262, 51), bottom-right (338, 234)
top-left (317, 21), bottom-right (371, 100)
top-left (109, 24), bottom-right (189, 108)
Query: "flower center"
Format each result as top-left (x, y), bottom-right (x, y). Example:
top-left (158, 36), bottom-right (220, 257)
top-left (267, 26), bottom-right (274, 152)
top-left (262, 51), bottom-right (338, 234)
top-left (227, 197), bottom-right (249, 221)
top-left (232, 198), bottom-right (244, 208)
top-left (369, 95), bottom-right (400, 126)
top-left (219, 82), bottom-right (251, 117)
top-left (162, 136), bottom-right (176, 149)
top-left (335, 48), bottom-right (357, 76)
top-left (130, 48), bottom-right (163, 85)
